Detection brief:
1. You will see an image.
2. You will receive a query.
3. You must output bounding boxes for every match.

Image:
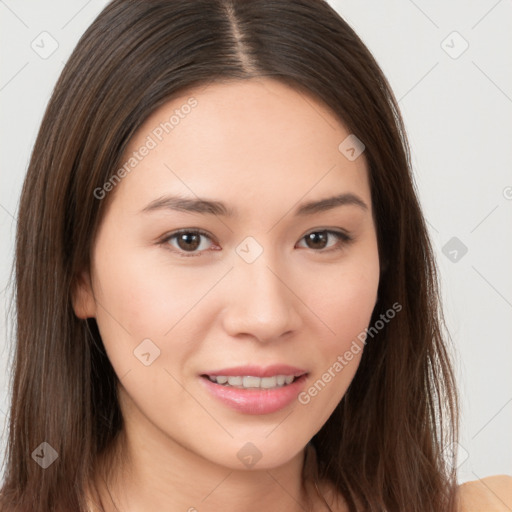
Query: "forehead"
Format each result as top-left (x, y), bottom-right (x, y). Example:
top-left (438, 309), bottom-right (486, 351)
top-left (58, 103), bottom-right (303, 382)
top-left (112, 77), bottom-right (371, 217)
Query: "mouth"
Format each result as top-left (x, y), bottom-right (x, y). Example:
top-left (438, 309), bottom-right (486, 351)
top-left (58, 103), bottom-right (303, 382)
top-left (199, 365), bottom-right (309, 415)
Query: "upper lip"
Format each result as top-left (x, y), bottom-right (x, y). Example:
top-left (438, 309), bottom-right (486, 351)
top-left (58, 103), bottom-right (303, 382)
top-left (202, 365), bottom-right (308, 378)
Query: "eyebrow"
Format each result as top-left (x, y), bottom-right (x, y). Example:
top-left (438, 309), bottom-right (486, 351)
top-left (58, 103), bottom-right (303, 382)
top-left (140, 192), bottom-right (368, 217)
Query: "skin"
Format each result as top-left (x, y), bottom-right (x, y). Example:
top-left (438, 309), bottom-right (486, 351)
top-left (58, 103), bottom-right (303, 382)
top-left (457, 475), bottom-right (512, 511)
top-left (73, 77), bottom-right (380, 512)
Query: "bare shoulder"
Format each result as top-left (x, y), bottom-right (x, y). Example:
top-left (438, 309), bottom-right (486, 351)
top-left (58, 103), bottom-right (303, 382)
top-left (457, 474), bottom-right (512, 511)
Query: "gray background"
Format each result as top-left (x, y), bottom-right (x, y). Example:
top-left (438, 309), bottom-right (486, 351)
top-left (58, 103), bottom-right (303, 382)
top-left (1, 0), bottom-right (511, 485)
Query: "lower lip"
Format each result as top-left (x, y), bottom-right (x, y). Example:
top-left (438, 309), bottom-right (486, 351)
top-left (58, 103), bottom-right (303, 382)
top-left (200, 375), bottom-right (308, 415)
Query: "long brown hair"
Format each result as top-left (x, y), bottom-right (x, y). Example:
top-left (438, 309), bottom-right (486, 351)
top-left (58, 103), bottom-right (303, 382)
top-left (0, 1), bottom-right (460, 510)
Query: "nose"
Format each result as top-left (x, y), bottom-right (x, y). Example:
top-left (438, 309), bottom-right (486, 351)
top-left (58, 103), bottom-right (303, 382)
top-left (221, 253), bottom-right (303, 344)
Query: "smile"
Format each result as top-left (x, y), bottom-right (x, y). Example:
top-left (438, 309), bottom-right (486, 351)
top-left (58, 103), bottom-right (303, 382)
top-left (205, 374), bottom-right (297, 389)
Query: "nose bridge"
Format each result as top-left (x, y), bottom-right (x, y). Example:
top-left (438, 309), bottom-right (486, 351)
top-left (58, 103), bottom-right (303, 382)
top-left (222, 237), bottom-right (301, 341)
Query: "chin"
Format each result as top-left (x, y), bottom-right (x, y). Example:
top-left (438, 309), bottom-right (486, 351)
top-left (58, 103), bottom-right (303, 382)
top-left (196, 433), bottom-right (310, 472)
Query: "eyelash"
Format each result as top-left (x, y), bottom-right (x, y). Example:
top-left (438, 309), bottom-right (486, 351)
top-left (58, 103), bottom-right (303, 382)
top-left (159, 228), bottom-right (354, 258)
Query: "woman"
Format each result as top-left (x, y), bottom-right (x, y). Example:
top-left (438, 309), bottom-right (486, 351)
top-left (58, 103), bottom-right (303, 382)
top-left (0, 0), bottom-right (510, 511)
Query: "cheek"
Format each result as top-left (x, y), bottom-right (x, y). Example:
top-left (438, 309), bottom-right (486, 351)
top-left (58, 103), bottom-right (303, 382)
top-left (90, 235), bottom-right (233, 388)
top-left (299, 252), bottom-right (379, 404)
top-left (296, 281), bottom-right (377, 431)
top-left (92, 236), bottom-right (221, 337)
top-left (309, 254), bottom-right (380, 348)
top-left (88, 230), bottom-right (174, 377)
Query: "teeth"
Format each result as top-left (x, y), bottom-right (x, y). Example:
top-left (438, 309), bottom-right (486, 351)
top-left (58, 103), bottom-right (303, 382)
top-left (261, 376), bottom-right (276, 388)
top-left (242, 376), bottom-right (260, 388)
top-left (207, 374), bottom-right (299, 389)
top-left (227, 376), bottom-right (242, 386)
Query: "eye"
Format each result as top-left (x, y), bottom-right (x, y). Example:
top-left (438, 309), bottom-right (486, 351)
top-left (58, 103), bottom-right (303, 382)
top-left (160, 229), bottom-right (217, 257)
top-left (296, 229), bottom-right (353, 253)
top-left (159, 228), bottom-right (353, 257)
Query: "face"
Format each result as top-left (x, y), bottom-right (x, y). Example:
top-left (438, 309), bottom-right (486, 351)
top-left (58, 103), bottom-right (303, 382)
top-left (74, 77), bottom-right (380, 471)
